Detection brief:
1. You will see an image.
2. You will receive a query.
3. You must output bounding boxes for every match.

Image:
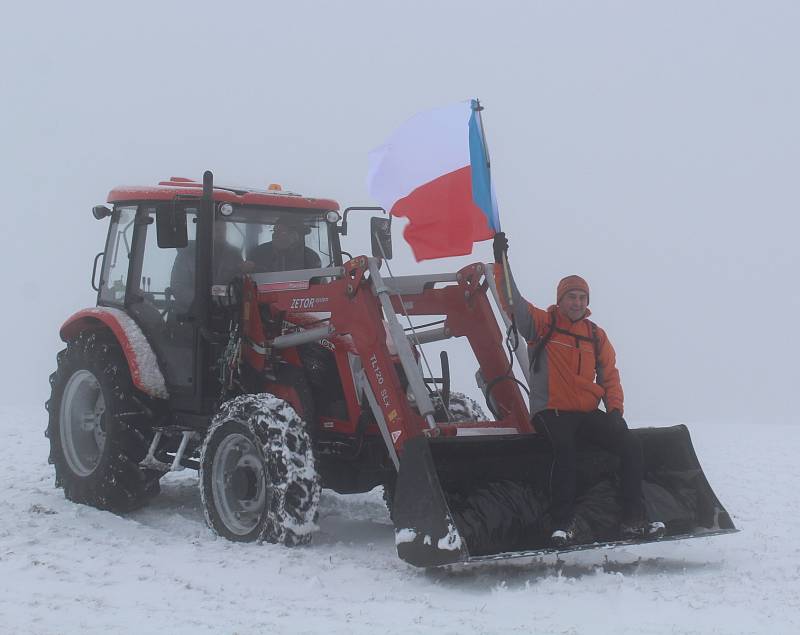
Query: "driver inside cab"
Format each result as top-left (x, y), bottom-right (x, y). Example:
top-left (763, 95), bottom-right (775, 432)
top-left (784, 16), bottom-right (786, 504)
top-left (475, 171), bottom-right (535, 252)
top-left (247, 215), bottom-right (322, 273)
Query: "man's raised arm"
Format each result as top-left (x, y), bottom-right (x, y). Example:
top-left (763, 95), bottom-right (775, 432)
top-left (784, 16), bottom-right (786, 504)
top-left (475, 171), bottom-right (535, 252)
top-left (492, 232), bottom-right (545, 344)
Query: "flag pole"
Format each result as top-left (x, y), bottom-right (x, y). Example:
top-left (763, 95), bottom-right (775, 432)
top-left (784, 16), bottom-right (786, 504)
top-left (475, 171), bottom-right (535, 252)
top-left (473, 98), bottom-right (491, 171)
top-left (502, 251), bottom-right (515, 316)
top-left (473, 99), bottom-right (515, 317)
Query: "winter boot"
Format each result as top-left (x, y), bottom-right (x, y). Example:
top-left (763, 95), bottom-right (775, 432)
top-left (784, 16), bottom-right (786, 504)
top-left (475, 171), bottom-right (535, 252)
top-left (550, 517), bottom-right (579, 548)
top-left (620, 519), bottom-right (666, 541)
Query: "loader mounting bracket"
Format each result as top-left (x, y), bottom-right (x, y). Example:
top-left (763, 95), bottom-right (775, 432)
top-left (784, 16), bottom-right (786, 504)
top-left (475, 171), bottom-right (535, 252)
top-left (456, 263), bottom-right (486, 301)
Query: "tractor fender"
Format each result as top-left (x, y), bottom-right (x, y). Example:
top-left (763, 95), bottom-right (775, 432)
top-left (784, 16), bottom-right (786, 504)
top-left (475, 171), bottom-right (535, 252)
top-left (60, 307), bottom-right (169, 399)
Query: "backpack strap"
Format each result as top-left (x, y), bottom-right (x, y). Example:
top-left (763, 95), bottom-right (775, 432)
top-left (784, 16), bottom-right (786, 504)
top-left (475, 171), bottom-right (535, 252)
top-left (587, 319), bottom-right (601, 377)
top-left (530, 311), bottom-right (557, 373)
top-left (530, 314), bottom-right (601, 376)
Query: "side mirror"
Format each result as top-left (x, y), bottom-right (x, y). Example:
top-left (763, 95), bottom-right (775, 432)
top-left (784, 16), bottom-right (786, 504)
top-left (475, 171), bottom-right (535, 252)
top-left (370, 216), bottom-right (392, 259)
top-left (156, 205), bottom-right (189, 248)
top-left (340, 206), bottom-right (385, 236)
top-left (92, 205), bottom-right (112, 220)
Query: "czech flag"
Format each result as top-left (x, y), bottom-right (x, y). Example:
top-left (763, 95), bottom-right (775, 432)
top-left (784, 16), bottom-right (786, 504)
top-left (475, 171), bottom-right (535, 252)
top-left (367, 100), bottom-right (500, 261)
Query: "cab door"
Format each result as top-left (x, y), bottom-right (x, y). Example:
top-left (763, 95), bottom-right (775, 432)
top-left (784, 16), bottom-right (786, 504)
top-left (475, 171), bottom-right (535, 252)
top-left (126, 204), bottom-right (199, 400)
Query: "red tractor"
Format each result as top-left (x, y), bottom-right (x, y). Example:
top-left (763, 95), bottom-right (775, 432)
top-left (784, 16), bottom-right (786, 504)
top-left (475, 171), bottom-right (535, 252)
top-left (47, 171), bottom-right (735, 567)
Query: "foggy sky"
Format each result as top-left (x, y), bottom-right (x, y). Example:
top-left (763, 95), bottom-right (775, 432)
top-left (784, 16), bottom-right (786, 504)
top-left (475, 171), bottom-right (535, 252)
top-left (1, 0), bottom-right (797, 425)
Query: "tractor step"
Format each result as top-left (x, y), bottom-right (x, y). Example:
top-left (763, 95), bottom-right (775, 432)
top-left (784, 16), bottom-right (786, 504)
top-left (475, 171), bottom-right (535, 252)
top-left (140, 430), bottom-right (198, 472)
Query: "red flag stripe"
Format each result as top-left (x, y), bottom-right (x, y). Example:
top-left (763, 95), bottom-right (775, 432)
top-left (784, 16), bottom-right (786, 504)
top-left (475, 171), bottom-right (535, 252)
top-left (391, 166), bottom-right (494, 261)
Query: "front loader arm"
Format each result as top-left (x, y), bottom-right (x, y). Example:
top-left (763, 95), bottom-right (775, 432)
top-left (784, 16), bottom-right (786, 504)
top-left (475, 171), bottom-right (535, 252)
top-left (387, 263), bottom-right (532, 432)
top-left (255, 258), bottom-right (430, 463)
top-left (251, 257), bottom-right (533, 469)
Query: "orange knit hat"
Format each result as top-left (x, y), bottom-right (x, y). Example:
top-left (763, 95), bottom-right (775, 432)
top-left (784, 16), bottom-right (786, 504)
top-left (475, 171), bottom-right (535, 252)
top-left (557, 275), bottom-right (590, 304)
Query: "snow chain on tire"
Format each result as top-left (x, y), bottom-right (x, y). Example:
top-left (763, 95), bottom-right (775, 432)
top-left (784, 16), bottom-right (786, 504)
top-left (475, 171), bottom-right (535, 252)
top-left (45, 330), bottom-right (162, 512)
top-left (442, 391), bottom-right (488, 422)
top-left (200, 394), bottom-right (321, 546)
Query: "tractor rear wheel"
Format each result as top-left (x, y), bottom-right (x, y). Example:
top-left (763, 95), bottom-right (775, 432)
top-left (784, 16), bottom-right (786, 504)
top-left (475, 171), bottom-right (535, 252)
top-left (46, 331), bottom-right (161, 512)
top-left (200, 394), bottom-right (320, 545)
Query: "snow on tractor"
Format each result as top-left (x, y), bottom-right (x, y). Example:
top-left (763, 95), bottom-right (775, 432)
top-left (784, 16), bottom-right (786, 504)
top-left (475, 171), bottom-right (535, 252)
top-left (46, 171), bottom-right (736, 567)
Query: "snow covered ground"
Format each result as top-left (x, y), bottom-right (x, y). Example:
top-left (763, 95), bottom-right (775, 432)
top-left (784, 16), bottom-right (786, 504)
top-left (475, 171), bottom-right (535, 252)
top-left (1, 404), bottom-right (797, 635)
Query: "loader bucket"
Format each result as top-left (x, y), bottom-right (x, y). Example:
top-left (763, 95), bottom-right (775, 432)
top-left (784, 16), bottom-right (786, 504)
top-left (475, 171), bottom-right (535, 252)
top-left (392, 425), bottom-right (736, 568)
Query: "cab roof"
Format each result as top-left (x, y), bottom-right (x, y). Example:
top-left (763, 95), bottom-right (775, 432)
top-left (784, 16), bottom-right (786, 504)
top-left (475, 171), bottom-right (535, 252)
top-left (107, 177), bottom-right (339, 211)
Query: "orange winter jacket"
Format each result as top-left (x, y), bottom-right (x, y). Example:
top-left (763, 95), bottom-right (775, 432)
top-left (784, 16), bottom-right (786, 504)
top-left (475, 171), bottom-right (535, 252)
top-left (494, 266), bottom-right (624, 417)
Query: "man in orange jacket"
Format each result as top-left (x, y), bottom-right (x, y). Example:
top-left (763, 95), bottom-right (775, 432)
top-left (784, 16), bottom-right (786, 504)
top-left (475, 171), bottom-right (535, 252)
top-left (493, 233), bottom-right (664, 547)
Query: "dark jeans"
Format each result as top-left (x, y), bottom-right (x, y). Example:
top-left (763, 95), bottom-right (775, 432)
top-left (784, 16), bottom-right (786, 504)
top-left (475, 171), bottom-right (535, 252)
top-left (534, 409), bottom-right (644, 526)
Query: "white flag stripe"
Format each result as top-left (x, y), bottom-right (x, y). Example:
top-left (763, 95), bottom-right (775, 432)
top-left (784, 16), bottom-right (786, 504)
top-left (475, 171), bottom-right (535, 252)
top-left (367, 100), bottom-right (472, 212)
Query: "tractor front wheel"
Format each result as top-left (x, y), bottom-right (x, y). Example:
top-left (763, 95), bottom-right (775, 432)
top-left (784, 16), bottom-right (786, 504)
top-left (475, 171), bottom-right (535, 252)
top-left (200, 394), bottom-right (320, 545)
top-left (444, 391), bottom-right (488, 422)
top-left (431, 390), bottom-right (489, 423)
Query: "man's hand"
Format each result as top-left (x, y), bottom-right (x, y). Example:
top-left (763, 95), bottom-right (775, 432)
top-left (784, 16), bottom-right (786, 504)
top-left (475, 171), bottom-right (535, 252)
top-left (608, 409), bottom-right (628, 433)
top-left (493, 232), bottom-right (508, 264)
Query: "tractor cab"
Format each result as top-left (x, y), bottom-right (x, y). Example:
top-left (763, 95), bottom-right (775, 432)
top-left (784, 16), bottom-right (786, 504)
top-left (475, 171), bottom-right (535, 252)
top-left (93, 176), bottom-right (368, 415)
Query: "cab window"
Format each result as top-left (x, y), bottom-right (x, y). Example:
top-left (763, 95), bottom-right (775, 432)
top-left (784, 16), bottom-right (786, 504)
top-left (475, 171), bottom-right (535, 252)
top-left (99, 205), bottom-right (137, 305)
